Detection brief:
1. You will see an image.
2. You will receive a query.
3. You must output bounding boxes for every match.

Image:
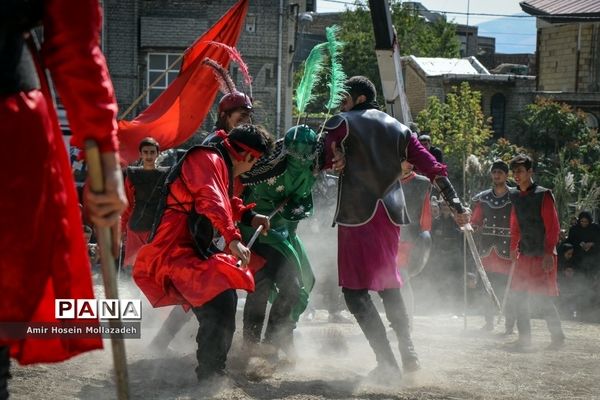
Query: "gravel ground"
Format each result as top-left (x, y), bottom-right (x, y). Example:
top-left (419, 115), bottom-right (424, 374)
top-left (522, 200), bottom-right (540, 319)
top-left (8, 283), bottom-right (600, 400)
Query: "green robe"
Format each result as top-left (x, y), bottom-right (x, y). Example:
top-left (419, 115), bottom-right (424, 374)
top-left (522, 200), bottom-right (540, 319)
top-left (240, 160), bottom-right (316, 321)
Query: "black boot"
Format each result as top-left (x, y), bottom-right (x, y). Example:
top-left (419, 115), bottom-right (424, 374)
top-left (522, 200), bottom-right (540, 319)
top-left (343, 289), bottom-right (401, 376)
top-left (380, 289), bottom-right (420, 372)
top-left (192, 290), bottom-right (237, 381)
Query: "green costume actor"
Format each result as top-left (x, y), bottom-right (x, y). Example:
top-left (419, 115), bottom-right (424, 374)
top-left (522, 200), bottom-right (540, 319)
top-left (240, 125), bottom-right (318, 362)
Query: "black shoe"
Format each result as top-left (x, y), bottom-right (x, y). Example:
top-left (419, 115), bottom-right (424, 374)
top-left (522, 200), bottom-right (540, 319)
top-left (495, 329), bottom-right (514, 338)
top-left (366, 362), bottom-right (401, 384)
top-left (403, 358), bottom-right (421, 373)
top-left (197, 368), bottom-right (229, 383)
top-left (546, 337), bottom-right (565, 351)
top-left (481, 322), bottom-right (494, 332)
top-left (505, 337), bottom-right (532, 352)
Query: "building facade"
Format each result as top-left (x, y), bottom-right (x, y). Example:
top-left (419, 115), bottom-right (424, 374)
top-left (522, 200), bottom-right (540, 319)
top-left (402, 56), bottom-right (536, 140)
top-left (521, 0), bottom-right (600, 129)
top-left (102, 0), bottom-right (311, 137)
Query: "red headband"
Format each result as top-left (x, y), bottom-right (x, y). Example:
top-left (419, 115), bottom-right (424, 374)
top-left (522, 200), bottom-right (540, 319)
top-left (215, 130), bottom-right (263, 161)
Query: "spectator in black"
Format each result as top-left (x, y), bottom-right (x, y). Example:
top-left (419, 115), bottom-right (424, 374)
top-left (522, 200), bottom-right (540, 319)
top-left (418, 134), bottom-right (443, 163)
top-left (567, 211), bottom-right (600, 279)
top-left (556, 243), bottom-right (585, 319)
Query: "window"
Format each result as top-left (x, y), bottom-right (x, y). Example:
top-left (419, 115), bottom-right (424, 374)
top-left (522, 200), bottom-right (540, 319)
top-left (147, 53), bottom-right (182, 104)
top-left (490, 93), bottom-right (506, 139)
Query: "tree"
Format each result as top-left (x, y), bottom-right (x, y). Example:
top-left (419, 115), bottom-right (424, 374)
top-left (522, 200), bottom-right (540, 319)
top-left (514, 97), bottom-right (590, 159)
top-left (415, 82), bottom-right (492, 199)
top-left (338, 1), bottom-right (460, 98)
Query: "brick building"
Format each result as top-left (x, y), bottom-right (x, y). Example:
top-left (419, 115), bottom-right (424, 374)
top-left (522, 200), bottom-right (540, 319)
top-left (102, 0), bottom-right (313, 137)
top-left (401, 56), bottom-right (536, 139)
top-left (521, 0), bottom-right (600, 129)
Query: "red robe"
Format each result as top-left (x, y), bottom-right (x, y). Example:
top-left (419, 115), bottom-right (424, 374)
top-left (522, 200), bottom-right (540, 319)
top-left (509, 191), bottom-right (560, 296)
top-left (397, 172), bottom-right (432, 269)
top-left (133, 148), bottom-right (255, 308)
top-left (0, 0), bottom-right (116, 364)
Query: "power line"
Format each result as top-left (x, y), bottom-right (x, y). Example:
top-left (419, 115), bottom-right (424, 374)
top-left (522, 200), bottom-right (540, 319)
top-left (479, 32), bottom-right (537, 36)
top-left (432, 10), bottom-right (533, 18)
top-left (319, 1), bottom-right (600, 21)
top-left (319, 0), bottom-right (534, 17)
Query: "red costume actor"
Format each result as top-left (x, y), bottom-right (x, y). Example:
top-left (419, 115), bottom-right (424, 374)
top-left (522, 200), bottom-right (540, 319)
top-left (133, 124), bottom-right (271, 381)
top-left (471, 160), bottom-right (516, 333)
top-left (508, 154), bottom-right (564, 350)
top-left (121, 137), bottom-right (168, 269)
top-left (396, 161), bottom-right (432, 277)
top-left (1, 0), bottom-right (127, 397)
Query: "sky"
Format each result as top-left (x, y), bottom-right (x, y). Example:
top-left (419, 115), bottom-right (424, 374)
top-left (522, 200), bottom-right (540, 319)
top-left (317, 0), bottom-right (537, 53)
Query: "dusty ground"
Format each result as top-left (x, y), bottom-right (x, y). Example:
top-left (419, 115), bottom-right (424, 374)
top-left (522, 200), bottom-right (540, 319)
top-left (8, 281), bottom-right (600, 400)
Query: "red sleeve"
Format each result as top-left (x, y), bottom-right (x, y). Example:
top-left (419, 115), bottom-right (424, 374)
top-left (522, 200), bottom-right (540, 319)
top-left (510, 206), bottom-right (520, 252)
top-left (181, 151), bottom-right (241, 244)
top-left (406, 135), bottom-right (447, 181)
top-left (43, 0), bottom-right (118, 153)
top-left (420, 191), bottom-right (432, 232)
top-left (120, 175), bottom-right (135, 232)
top-left (323, 121), bottom-right (348, 170)
top-left (471, 202), bottom-right (484, 228)
top-left (230, 196), bottom-right (256, 222)
top-left (542, 192), bottom-right (560, 254)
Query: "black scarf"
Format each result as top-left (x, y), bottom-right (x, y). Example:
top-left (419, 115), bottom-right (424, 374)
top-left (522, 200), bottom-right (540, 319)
top-left (350, 101), bottom-right (380, 112)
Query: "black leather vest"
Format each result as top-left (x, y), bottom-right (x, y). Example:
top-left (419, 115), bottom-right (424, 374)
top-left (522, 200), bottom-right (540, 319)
top-left (325, 109), bottom-right (411, 226)
top-left (400, 173), bottom-right (431, 241)
top-left (472, 188), bottom-right (511, 259)
top-left (509, 184), bottom-right (549, 256)
top-left (126, 167), bottom-right (169, 231)
top-left (0, 0), bottom-right (42, 95)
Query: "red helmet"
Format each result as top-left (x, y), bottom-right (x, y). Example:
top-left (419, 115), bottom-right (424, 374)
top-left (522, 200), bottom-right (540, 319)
top-left (218, 91), bottom-right (253, 113)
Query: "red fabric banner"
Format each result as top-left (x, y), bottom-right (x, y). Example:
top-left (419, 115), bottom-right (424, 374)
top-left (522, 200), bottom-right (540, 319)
top-left (117, 0), bottom-right (249, 164)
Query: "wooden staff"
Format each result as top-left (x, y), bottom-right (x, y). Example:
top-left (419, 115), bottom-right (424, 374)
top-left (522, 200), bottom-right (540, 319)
top-left (85, 140), bottom-right (130, 400)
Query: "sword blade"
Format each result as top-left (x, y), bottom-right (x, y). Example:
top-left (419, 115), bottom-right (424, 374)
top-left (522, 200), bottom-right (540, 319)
top-left (464, 225), bottom-right (502, 311)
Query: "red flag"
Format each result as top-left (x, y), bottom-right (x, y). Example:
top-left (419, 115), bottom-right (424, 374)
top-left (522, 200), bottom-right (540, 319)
top-left (117, 0), bottom-right (249, 164)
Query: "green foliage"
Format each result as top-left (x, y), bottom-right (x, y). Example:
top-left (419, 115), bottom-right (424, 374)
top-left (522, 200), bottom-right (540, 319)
top-left (514, 97), bottom-right (591, 159)
top-left (415, 82), bottom-right (492, 198)
top-left (338, 0), bottom-right (460, 100)
top-left (551, 151), bottom-right (600, 226)
top-left (513, 97), bottom-right (599, 190)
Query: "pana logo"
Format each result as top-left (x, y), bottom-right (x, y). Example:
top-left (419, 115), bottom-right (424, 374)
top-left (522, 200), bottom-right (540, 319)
top-left (55, 299), bottom-right (142, 320)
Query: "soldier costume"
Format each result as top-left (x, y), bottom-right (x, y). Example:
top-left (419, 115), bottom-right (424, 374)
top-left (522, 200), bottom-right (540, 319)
top-left (323, 76), bottom-right (467, 377)
top-left (240, 125), bottom-right (318, 362)
top-left (471, 160), bottom-right (517, 332)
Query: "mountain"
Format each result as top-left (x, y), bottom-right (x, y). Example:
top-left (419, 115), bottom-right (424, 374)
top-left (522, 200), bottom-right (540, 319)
top-left (477, 14), bottom-right (536, 54)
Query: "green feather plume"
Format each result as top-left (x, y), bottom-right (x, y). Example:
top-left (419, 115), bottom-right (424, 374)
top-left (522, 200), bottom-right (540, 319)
top-left (324, 25), bottom-right (347, 111)
top-left (295, 42), bottom-right (326, 115)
